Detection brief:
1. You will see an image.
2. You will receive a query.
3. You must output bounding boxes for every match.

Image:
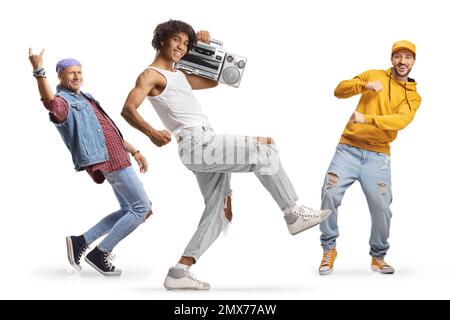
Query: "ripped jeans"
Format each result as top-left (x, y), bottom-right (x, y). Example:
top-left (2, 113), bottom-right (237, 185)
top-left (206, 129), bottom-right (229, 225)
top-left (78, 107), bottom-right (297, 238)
top-left (177, 126), bottom-right (298, 261)
top-left (320, 144), bottom-right (392, 257)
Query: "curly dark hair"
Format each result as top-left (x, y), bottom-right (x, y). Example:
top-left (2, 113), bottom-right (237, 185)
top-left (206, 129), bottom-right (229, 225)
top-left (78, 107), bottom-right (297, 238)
top-left (152, 19), bottom-right (197, 52)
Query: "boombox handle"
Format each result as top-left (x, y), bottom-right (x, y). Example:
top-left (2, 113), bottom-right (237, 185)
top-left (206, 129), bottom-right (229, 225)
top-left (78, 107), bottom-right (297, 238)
top-left (209, 39), bottom-right (223, 47)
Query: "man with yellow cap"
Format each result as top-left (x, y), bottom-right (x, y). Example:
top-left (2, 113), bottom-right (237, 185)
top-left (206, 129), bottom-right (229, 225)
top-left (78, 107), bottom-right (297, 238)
top-left (318, 40), bottom-right (421, 275)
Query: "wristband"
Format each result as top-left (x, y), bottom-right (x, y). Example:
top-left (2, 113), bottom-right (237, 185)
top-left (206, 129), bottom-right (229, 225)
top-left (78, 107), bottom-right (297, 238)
top-left (33, 66), bottom-right (46, 78)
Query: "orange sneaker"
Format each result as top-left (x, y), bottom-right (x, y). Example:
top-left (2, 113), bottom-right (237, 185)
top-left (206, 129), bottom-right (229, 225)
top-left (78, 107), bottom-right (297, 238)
top-left (319, 248), bottom-right (337, 275)
top-left (371, 257), bottom-right (395, 274)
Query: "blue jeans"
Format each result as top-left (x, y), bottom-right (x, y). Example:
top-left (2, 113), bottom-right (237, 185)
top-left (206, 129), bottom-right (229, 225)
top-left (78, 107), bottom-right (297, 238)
top-left (320, 144), bottom-right (392, 257)
top-left (83, 166), bottom-right (152, 253)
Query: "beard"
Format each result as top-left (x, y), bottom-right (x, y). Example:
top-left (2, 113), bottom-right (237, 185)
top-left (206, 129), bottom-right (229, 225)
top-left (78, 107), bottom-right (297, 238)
top-left (393, 64), bottom-right (412, 78)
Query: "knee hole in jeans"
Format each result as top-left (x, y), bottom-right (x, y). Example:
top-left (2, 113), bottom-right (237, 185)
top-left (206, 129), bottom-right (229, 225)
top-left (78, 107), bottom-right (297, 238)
top-left (377, 182), bottom-right (388, 195)
top-left (246, 136), bottom-right (275, 145)
top-left (326, 172), bottom-right (339, 190)
top-left (223, 194), bottom-right (232, 222)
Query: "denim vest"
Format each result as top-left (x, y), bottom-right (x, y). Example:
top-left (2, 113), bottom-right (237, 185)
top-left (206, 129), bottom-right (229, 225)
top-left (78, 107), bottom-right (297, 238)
top-left (53, 85), bottom-right (110, 171)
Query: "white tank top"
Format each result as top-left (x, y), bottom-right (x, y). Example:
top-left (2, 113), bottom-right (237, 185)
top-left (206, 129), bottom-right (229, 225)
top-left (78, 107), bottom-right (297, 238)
top-left (146, 67), bottom-right (211, 134)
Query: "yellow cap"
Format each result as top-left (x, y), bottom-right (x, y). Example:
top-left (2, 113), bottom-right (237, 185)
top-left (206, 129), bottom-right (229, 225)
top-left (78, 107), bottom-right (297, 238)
top-left (392, 40), bottom-right (416, 57)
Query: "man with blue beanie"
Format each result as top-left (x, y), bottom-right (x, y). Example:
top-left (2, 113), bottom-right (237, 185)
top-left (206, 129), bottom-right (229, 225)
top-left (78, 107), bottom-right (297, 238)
top-left (29, 48), bottom-right (153, 276)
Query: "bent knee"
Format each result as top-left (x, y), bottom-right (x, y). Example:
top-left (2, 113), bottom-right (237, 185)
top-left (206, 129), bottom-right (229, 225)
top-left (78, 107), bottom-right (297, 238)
top-left (133, 202), bottom-right (152, 221)
top-left (246, 136), bottom-right (275, 145)
top-left (255, 136), bottom-right (275, 145)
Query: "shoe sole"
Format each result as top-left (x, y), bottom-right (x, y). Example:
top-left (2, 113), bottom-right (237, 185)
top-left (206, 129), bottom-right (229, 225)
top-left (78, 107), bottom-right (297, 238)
top-left (371, 266), bottom-right (395, 274)
top-left (290, 223), bottom-right (317, 235)
top-left (164, 277), bottom-right (210, 290)
top-left (164, 286), bottom-right (210, 290)
top-left (84, 257), bottom-right (122, 276)
top-left (319, 267), bottom-right (334, 275)
top-left (65, 236), bottom-right (81, 271)
top-left (289, 209), bottom-right (332, 235)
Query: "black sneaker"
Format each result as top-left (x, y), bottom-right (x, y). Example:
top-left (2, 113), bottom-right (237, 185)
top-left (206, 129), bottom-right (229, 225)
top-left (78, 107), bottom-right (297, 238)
top-left (85, 247), bottom-right (121, 276)
top-left (66, 235), bottom-right (89, 271)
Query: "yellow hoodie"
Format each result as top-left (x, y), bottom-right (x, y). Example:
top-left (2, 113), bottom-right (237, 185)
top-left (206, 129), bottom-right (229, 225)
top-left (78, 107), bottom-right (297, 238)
top-left (336, 68), bottom-right (421, 154)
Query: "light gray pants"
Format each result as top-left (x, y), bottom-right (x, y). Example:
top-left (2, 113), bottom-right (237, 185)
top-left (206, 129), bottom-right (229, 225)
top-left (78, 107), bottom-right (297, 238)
top-left (177, 126), bottom-right (298, 261)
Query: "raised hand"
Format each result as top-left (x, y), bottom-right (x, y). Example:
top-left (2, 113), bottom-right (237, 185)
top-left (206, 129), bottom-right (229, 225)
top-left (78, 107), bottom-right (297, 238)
top-left (29, 48), bottom-right (44, 70)
top-left (196, 30), bottom-right (211, 44)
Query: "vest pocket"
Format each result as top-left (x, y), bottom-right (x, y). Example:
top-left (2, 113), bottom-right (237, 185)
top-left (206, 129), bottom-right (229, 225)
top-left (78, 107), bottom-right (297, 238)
top-left (70, 103), bottom-right (88, 122)
top-left (70, 102), bottom-right (84, 111)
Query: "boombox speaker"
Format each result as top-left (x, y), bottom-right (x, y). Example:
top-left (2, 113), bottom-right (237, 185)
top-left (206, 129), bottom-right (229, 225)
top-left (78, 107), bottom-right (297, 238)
top-left (219, 53), bottom-right (247, 88)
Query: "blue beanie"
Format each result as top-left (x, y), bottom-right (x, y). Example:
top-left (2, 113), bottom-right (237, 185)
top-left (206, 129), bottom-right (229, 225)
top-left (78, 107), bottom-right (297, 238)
top-left (56, 58), bottom-right (82, 74)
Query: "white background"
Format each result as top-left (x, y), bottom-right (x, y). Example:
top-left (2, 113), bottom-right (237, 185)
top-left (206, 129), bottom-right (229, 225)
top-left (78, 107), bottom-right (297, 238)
top-left (0, 0), bottom-right (448, 300)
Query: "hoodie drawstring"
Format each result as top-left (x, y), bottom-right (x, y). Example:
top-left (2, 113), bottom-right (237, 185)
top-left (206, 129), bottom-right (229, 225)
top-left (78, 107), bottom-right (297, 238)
top-left (388, 73), bottom-right (392, 103)
top-left (389, 68), bottom-right (412, 111)
top-left (404, 84), bottom-right (411, 111)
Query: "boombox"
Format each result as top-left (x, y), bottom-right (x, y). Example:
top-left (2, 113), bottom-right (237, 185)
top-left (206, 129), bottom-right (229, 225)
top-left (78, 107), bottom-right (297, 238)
top-left (174, 39), bottom-right (247, 88)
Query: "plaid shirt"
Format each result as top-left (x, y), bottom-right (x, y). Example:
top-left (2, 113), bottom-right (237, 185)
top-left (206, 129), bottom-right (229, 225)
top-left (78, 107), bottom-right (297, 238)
top-left (43, 96), bottom-right (131, 184)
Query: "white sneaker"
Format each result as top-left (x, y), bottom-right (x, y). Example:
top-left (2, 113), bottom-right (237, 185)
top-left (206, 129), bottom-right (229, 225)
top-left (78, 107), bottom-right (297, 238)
top-left (163, 266), bottom-right (210, 290)
top-left (284, 205), bottom-right (331, 235)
